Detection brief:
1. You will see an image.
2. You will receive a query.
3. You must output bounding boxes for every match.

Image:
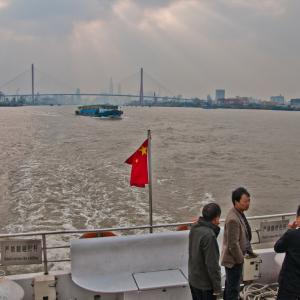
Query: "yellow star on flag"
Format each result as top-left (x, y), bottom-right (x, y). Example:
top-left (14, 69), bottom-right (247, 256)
top-left (139, 146), bottom-right (147, 156)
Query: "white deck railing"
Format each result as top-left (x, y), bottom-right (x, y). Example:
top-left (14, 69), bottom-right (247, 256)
top-left (0, 212), bottom-right (295, 275)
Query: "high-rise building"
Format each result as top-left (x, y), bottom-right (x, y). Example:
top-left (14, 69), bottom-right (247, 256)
top-left (215, 89), bottom-right (225, 100)
top-left (290, 98), bottom-right (300, 108)
top-left (75, 88), bottom-right (81, 103)
top-left (270, 95), bottom-right (284, 104)
top-left (0, 91), bottom-right (4, 102)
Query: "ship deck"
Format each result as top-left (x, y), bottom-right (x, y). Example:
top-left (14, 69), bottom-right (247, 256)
top-left (0, 212), bottom-right (295, 300)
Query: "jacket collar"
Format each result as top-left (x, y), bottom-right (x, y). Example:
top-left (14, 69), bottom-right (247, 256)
top-left (197, 217), bottom-right (220, 237)
top-left (232, 207), bottom-right (246, 220)
top-left (231, 207), bottom-right (247, 229)
top-left (233, 206), bottom-right (244, 216)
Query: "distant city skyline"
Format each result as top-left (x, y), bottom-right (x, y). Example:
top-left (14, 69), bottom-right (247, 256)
top-left (1, 0), bottom-right (300, 100)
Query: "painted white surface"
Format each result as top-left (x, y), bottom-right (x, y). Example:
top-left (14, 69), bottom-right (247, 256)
top-left (3, 227), bottom-right (285, 299)
top-left (71, 231), bottom-right (189, 293)
top-left (0, 278), bottom-right (24, 300)
top-left (133, 269), bottom-right (187, 290)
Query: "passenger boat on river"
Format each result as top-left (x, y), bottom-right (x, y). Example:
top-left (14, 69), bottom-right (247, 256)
top-left (75, 104), bottom-right (123, 119)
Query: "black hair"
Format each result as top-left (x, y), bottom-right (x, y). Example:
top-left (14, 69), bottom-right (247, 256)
top-left (297, 205), bottom-right (300, 217)
top-left (202, 203), bottom-right (221, 222)
top-left (232, 187), bottom-right (250, 205)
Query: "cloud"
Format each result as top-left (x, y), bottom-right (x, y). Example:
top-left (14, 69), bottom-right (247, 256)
top-left (0, 0), bottom-right (115, 37)
top-left (0, 0), bottom-right (300, 99)
top-left (0, 0), bottom-right (9, 9)
top-left (223, 0), bottom-right (287, 16)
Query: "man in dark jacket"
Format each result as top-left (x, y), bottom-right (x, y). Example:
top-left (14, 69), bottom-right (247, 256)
top-left (274, 205), bottom-right (300, 300)
top-left (188, 202), bottom-right (222, 300)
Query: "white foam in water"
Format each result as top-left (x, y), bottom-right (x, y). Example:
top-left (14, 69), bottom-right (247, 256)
top-left (198, 192), bottom-right (217, 214)
top-left (184, 192), bottom-right (217, 215)
top-left (3, 106), bottom-right (300, 273)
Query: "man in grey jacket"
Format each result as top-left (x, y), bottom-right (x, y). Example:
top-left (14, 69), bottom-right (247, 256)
top-left (221, 187), bottom-right (255, 300)
top-left (189, 203), bottom-right (222, 300)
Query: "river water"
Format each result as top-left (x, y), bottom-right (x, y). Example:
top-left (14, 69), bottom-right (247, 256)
top-left (0, 106), bottom-right (300, 234)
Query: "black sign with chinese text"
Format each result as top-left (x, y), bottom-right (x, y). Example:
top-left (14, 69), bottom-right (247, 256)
top-left (1, 239), bottom-right (42, 265)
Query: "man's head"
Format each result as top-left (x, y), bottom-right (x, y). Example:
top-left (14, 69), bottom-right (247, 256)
top-left (202, 203), bottom-right (221, 226)
top-left (232, 187), bottom-right (250, 212)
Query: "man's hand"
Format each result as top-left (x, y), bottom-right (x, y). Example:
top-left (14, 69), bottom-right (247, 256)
top-left (213, 292), bottom-right (222, 299)
top-left (245, 252), bottom-right (258, 259)
top-left (288, 221), bottom-right (297, 229)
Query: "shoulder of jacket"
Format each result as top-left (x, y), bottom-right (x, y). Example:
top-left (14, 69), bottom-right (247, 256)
top-left (226, 207), bottom-right (236, 216)
top-left (193, 225), bottom-right (214, 236)
top-left (226, 210), bottom-right (240, 222)
top-left (198, 234), bottom-right (215, 249)
top-left (287, 228), bottom-right (300, 236)
top-left (190, 223), bottom-right (201, 231)
top-left (203, 228), bottom-right (217, 240)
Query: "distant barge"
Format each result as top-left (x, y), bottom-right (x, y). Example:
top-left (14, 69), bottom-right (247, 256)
top-left (75, 104), bottom-right (123, 119)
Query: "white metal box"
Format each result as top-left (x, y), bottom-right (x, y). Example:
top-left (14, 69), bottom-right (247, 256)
top-left (243, 256), bottom-right (262, 281)
top-left (33, 275), bottom-right (56, 300)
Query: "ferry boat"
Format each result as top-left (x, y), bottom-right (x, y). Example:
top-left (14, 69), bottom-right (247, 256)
top-left (75, 104), bottom-right (123, 119)
top-left (0, 212), bottom-right (294, 300)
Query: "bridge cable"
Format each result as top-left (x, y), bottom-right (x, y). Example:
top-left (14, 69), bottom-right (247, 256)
top-left (34, 67), bottom-right (76, 92)
top-left (143, 71), bottom-right (175, 96)
top-left (117, 71), bottom-right (140, 89)
top-left (0, 68), bottom-right (30, 90)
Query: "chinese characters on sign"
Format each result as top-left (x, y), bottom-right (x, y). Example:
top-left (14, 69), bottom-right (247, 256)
top-left (259, 219), bottom-right (289, 243)
top-left (1, 239), bottom-right (42, 265)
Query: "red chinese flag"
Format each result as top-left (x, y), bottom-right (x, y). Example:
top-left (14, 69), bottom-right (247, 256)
top-left (125, 139), bottom-right (148, 187)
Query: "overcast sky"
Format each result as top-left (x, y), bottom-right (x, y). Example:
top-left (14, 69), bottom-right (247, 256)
top-left (0, 0), bottom-right (299, 99)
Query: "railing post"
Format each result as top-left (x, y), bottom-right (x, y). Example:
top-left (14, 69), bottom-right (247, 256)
top-left (42, 234), bottom-right (48, 275)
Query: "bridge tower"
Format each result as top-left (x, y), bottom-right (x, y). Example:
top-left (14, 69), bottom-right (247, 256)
top-left (31, 63), bottom-right (35, 105)
top-left (139, 67), bottom-right (143, 106)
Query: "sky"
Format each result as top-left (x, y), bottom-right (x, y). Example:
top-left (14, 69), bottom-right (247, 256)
top-left (0, 0), bottom-right (300, 100)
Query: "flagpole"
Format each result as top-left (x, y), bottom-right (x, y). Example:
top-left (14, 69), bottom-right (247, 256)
top-left (147, 129), bottom-right (153, 233)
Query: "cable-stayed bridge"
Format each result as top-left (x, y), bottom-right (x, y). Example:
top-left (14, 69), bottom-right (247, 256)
top-left (0, 65), bottom-right (194, 106)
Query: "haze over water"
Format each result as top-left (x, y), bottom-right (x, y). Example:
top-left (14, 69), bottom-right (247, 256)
top-left (0, 106), bottom-right (299, 233)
